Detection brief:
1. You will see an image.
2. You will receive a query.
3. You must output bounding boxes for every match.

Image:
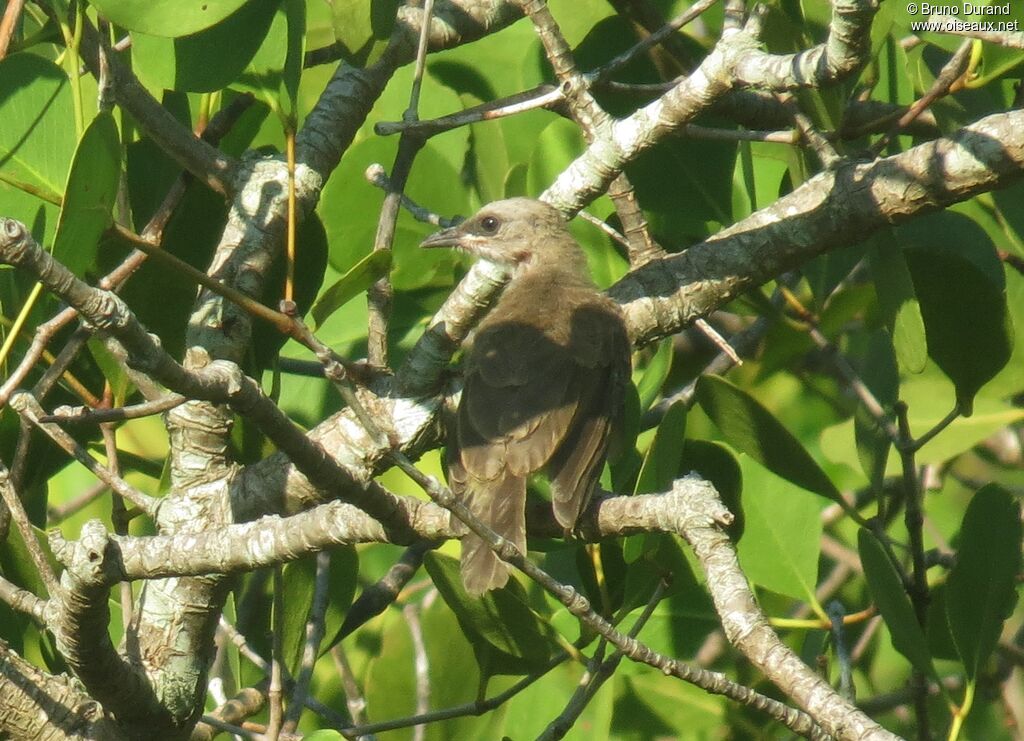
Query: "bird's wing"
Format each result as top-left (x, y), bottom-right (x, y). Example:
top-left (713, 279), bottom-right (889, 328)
top-left (459, 320), bottom-right (578, 480)
top-left (547, 303), bottom-right (632, 529)
top-left (459, 301), bottom-right (630, 529)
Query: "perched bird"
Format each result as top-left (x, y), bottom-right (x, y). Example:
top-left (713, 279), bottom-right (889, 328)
top-left (421, 198), bottom-right (631, 595)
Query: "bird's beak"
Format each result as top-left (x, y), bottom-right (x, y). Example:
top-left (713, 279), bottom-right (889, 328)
top-left (420, 224), bottom-right (464, 249)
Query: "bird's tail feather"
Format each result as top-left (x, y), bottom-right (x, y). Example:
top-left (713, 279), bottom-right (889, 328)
top-left (460, 474), bottom-right (526, 596)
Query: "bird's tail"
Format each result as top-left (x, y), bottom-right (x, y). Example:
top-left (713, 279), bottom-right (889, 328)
top-left (460, 475), bottom-right (527, 596)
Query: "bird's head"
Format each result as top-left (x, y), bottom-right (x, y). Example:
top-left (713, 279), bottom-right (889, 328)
top-left (421, 198), bottom-right (583, 272)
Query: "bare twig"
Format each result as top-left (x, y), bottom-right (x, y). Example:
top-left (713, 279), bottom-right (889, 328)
top-left (39, 394), bottom-right (187, 425)
top-left (0, 0), bottom-right (26, 60)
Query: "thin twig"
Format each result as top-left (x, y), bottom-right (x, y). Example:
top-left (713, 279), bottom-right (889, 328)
top-left (894, 401), bottom-right (932, 741)
top-left (282, 552), bottom-right (332, 733)
top-left (0, 462), bottom-right (58, 595)
top-left (365, 165), bottom-right (459, 228)
top-left (39, 394), bottom-right (187, 425)
top-left (870, 40), bottom-right (973, 156)
top-left (589, 0), bottom-right (721, 83)
top-left (375, 84), bottom-right (563, 137)
top-left (10, 393), bottom-right (158, 515)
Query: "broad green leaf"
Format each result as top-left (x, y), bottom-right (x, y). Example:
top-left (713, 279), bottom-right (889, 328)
top-left (466, 95), bottom-right (510, 204)
top-left (87, 0), bottom-right (253, 37)
top-left (0, 54), bottom-right (75, 203)
top-left (899, 213), bottom-right (1014, 414)
top-left (822, 402), bottom-right (1024, 482)
top-left (854, 331), bottom-right (898, 494)
top-left (280, 557), bottom-right (317, 674)
top-left (281, 0), bottom-right (305, 106)
top-left (624, 552), bottom-right (718, 658)
top-left (53, 112), bottom-right (121, 277)
top-left (0, 520), bottom-right (52, 598)
top-left (625, 402), bottom-right (686, 562)
top-left (634, 402), bottom-right (687, 496)
top-left (946, 485), bottom-right (1021, 679)
top-left (633, 339), bottom-right (672, 413)
top-left (501, 662), bottom-right (614, 739)
top-left (328, 0), bottom-right (398, 67)
top-left (868, 232), bottom-right (927, 374)
top-left (621, 671), bottom-right (727, 737)
top-left (0, 181), bottom-right (60, 253)
top-left (424, 551), bottom-right (560, 675)
top-left (318, 547), bottom-right (360, 656)
top-left (131, 0), bottom-right (279, 93)
top-left (926, 584), bottom-right (959, 662)
top-left (859, 529), bottom-right (936, 680)
top-left (311, 250), bottom-right (391, 328)
top-left (235, 0), bottom-right (305, 116)
top-left (318, 138), bottom-right (467, 286)
top-left (696, 375), bottom-right (840, 502)
top-left (252, 212), bottom-right (329, 368)
top-left (735, 455), bottom-right (821, 602)
top-left (527, 117), bottom-right (585, 198)
top-left (87, 338), bottom-right (132, 406)
top-left (624, 132), bottom-right (736, 248)
top-left (364, 592), bottom-right (482, 731)
top-left (277, 549), bottom-right (357, 674)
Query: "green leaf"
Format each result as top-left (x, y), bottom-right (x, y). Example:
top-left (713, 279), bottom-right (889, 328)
top-left (364, 596), bottom-right (482, 729)
top-left (633, 339), bottom-right (672, 412)
top-left (735, 455), bottom-right (821, 602)
top-left (235, 0), bottom-right (304, 116)
top-left (899, 214), bottom-right (1014, 414)
top-left (87, 338), bottom-right (132, 406)
top-left (946, 484), bottom-right (1022, 679)
top-left (823, 357), bottom-right (1023, 474)
top-left (311, 250), bottom-right (390, 328)
top-left (858, 529), bottom-right (936, 680)
top-left (854, 331), bottom-right (898, 494)
top-left (804, 244), bottom-right (864, 307)
top-left (0, 54), bottom-right (75, 203)
top-left (621, 670), bottom-right (727, 737)
top-left (277, 549), bottom-right (357, 674)
top-left (868, 232), bottom-right (927, 374)
top-left (130, 0), bottom-right (280, 93)
top-left (318, 547), bottom-right (360, 656)
top-left (53, 112), bottom-right (121, 277)
top-left (318, 138), bottom-right (468, 290)
top-left (424, 552), bottom-right (560, 675)
top-left (625, 402), bottom-right (686, 562)
top-left (527, 118), bottom-right (584, 197)
top-left (634, 402), bottom-right (687, 496)
top-left (328, 0), bottom-right (398, 67)
top-left (279, 557), bottom-right (317, 674)
top-left (695, 375), bottom-right (840, 502)
top-left (86, 0), bottom-right (254, 37)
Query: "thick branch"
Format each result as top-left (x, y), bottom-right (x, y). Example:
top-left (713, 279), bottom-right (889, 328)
top-left (0, 639), bottom-right (127, 740)
top-left (613, 109), bottom-right (1024, 345)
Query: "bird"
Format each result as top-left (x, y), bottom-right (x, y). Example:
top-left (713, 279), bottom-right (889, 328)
top-left (421, 198), bottom-right (631, 595)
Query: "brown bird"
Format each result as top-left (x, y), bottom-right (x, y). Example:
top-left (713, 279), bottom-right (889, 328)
top-left (421, 198), bottom-right (631, 595)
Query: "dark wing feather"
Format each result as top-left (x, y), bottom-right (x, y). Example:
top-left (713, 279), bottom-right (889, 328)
top-left (460, 321), bottom-right (580, 480)
top-left (547, 303), bottom-right (631, 529)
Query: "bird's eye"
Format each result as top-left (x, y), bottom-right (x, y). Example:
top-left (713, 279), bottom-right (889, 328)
top-left (480, 215), bottom-right (500, 233)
